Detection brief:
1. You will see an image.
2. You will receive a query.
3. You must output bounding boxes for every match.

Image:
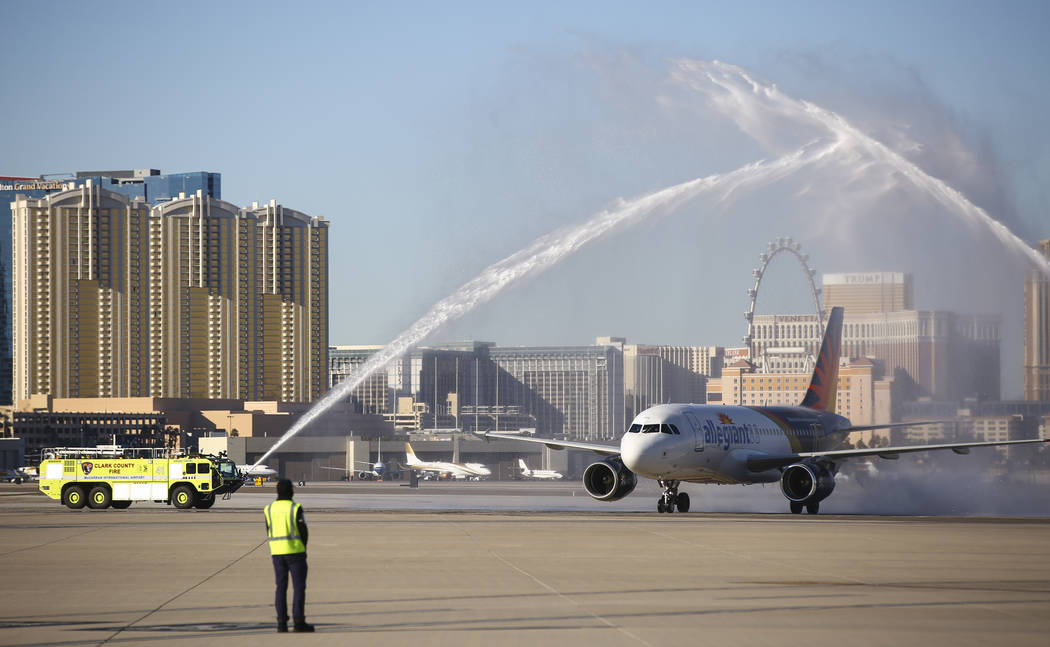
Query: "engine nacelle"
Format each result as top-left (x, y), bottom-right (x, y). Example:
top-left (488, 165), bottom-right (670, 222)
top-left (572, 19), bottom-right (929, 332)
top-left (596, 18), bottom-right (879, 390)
top-left (780, 462), bottom-right (836, 504)
top-left (583, 458), bottom-right (637, 502)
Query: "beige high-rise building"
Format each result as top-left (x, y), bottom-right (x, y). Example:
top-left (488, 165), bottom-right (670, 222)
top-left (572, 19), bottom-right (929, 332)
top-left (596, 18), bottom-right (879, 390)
top-left (12, 186), bottom-right (328, 404)
top-left (247, 200), bottom-right (328, 402)
top-left (823, 272), bottom-right (913, 314)
top-left (11, 183), bottom-right (150, 400)
top-left (149, 192), bottom-right (260, 399)
top-left (1023, 239), bottom-right (1050, 401)
top-left (750, 310), bottom-right (1000, 401)
top-left (706, 358), bottom-right (879, 428)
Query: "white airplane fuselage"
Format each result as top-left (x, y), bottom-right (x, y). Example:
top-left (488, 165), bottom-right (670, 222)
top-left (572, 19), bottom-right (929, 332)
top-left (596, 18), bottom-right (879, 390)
top-left (522, 470), bottom-right (562, 480)
top-left (518, 460), bottom-right (563, 479)
top-left (414, 461), bottom-right (490, 478)
top-left (403, 442), bottom-right (491, 478)
top-left (620, 403), bottom-right (849, 485)
top-left (239, 464), bottom-right (278, 478)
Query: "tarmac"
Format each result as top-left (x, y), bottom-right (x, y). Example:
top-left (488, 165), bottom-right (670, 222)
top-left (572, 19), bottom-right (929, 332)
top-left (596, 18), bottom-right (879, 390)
top-left (2, 482), bottom-right (1050, 647)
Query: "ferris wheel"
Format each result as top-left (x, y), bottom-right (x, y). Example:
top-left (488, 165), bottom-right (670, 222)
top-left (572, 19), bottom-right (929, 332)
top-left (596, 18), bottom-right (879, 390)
top-left (743, 237), bottom-right (824, 373)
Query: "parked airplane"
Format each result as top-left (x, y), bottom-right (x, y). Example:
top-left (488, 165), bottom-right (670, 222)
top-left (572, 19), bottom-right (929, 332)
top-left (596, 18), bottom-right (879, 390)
top-left (403, 442), bottom-right (491, 480)
top-left (238, 463), bottom-right (278, 479)
top-left (487, 307), bottom-right (1048, 514)
top-left (1, 466), bottom-right (37, 483)
top-left (518, 458), bottom-right (563, 480)
top-left (321, 440), bottom-right (392, 480)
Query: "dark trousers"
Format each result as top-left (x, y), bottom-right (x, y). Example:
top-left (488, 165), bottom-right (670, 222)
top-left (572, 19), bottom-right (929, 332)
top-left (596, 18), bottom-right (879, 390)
top-left (272, 553), bottom-right (308, 624)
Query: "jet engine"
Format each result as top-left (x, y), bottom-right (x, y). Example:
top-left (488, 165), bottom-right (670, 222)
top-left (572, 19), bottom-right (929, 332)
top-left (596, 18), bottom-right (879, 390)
top-left (583, 458), bottom-right (637, 502)
top-left (780, 461), bottom-right (836, 505)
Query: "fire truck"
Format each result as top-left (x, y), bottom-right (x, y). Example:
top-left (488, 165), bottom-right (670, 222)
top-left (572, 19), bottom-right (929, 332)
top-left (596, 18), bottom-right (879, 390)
top-left (37, 446), bottom-right (244, 510)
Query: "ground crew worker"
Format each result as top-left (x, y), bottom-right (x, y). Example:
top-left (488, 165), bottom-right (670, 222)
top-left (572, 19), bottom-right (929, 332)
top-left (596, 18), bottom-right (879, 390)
top-left (264, 478), bottom-right (314, 633)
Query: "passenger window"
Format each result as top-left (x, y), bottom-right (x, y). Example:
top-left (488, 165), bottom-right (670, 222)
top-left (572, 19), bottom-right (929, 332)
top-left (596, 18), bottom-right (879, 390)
top-left (641, 424), bottom-right (660, 434)
top-left (185, 463), bottom-right (197, 475)
top-left (627, 424), bottom-right (642, 434)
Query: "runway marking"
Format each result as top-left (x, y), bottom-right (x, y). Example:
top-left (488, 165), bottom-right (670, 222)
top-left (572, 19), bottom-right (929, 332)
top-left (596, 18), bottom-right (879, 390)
top-left (449, 521), bottom-right (657, 647)
top-left (0, 527), bottom-right (104, 558)
top-left (91, 538), bottom-right (268, 647)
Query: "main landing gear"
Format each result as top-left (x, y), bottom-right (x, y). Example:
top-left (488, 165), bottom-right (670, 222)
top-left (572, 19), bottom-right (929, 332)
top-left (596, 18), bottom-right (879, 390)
top-left (656, 480), bottom-right (690, 513)
top-left (789, 501), bottom-right (820, 515)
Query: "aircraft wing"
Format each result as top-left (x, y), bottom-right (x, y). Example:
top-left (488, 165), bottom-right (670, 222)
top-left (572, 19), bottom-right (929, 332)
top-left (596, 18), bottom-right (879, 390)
top-left (484, 431), bottom-right (620, 456)
top-left (746, 437), bottom-right (1048, 472)
top-left (843, 420), bottom-right (951, 434)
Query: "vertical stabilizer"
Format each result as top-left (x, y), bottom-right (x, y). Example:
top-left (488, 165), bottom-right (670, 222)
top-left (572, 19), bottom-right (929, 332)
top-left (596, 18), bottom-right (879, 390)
top-left (800, 306), bottom-right (844, 411)
top-left (518, 459), bottom-right (530, 475)
top-left (404, 442), bottom-right (421, 466)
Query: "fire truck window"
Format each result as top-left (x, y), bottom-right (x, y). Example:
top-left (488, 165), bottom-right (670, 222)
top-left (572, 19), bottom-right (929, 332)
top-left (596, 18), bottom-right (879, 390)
top-left (199, 463), bottom-right (210, 473)
top-left (185, 463), bottom-right (197, 475)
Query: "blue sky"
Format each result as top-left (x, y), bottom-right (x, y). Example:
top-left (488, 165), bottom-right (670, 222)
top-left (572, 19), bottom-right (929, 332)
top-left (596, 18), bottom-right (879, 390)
top-left (5, 1), bottom-right (1049, 396)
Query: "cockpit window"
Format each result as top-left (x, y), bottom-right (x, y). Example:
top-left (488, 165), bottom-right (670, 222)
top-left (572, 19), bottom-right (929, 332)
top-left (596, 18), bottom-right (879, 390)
top-left (641, 424), bottom-right (661, 434)
top-left (660, 424), bottom-right (673, 434)
top-left (627, 424), bottom-right (642, 434)
top-left (666, 424), bottom-right (681, 435)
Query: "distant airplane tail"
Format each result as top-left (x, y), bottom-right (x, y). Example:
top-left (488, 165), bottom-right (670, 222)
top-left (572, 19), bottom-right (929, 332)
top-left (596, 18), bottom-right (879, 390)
top-left (800, 306), bottom-right (844, 412)
top-left (518, 459), bottom-right (530, 474)
top-left (403, 442), bottom-right (422, 466)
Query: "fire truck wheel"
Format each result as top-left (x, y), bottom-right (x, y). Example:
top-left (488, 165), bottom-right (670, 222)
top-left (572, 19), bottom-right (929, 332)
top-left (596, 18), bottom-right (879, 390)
top-left (171, 485), bottom-right (196, 509)
top-left (63, 485), bottom-right (87, 509)
top-left (111, 500), bottom-right (132, 509)
top-left (194, 494), bottom-right (215, 509)
top-left (87, 486), bottom-right (112, 509)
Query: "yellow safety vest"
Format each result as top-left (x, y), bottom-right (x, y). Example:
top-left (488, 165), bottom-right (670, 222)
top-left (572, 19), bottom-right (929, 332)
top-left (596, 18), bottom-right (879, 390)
top-left (264, 500), bottom-right (305, 555)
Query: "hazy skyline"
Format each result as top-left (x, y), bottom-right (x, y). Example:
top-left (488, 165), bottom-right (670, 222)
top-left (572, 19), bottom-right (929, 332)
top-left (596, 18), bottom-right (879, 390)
top-left (5, 1), bottom-right (1049, 396)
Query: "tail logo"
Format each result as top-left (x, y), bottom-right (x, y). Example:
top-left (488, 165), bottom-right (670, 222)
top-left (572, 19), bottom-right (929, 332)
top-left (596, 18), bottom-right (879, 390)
top-left (717, 413), bottom-right (734, 425)
top-left (800, 306), bottom-right (844, 412)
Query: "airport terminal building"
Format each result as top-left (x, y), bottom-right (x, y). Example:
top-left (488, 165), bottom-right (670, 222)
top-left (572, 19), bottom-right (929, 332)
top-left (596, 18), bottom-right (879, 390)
top-left (330, 342), bottom-right (625, 442)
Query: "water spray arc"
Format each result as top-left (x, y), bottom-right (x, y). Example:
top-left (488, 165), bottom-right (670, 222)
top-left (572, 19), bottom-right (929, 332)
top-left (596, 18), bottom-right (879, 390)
top-left (252, 59), bottom-right (1048, 472)
top-left (677, 59), bottom-right (1050, 277)
top-left (250, 141), bottom-right (840, 469)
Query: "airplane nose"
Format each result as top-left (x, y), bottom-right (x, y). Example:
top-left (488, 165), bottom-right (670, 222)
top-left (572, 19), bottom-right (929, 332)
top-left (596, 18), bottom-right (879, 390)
top-left (620, 433), bottom-right (662, 476)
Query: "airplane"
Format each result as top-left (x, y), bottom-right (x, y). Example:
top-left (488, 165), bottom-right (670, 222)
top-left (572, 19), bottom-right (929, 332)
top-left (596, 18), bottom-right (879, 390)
top-left (238, 463), bottom-right (278, 479)
top-left (517, 458), bottom-right (563, 480)
top-left (1, 466), bottom-right (37, 483)
top-left (402, 442), bottom-right (491, 480)
top-left (486, 307), bottom-right (1049, 514)
top-left (321, 440), bottom-right (393, 480)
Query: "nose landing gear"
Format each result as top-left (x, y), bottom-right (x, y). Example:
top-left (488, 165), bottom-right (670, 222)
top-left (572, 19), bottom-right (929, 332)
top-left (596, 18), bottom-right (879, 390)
top-left (657, 480), bottom-right (690, 513)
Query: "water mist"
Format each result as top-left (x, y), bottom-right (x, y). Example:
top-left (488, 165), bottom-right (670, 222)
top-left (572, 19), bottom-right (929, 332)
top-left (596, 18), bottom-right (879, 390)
top-left (252, 59), bottom-right (1050, 473)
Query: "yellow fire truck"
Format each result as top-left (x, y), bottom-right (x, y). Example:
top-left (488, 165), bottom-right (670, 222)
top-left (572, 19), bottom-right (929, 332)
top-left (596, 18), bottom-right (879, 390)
top-left (38, 446), bottom-right (244, 510)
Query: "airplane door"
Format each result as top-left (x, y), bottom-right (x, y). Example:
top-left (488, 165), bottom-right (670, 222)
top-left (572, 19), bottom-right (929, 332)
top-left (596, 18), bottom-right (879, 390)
top-left (684, 412), bottom-right (704, 452)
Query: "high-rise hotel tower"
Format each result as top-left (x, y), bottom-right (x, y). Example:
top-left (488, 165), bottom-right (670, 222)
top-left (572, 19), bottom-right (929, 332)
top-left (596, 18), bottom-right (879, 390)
top-left (11, 183), bottom-right (150, 399)
top-left (11, 184), bottom-right (328, 403)
top-left (247, 200), bottom-right (328, 402)
top-left (1024, 239), bottom-right (1050, 401)
top-left (149, 192), bottom-right (259, 399)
